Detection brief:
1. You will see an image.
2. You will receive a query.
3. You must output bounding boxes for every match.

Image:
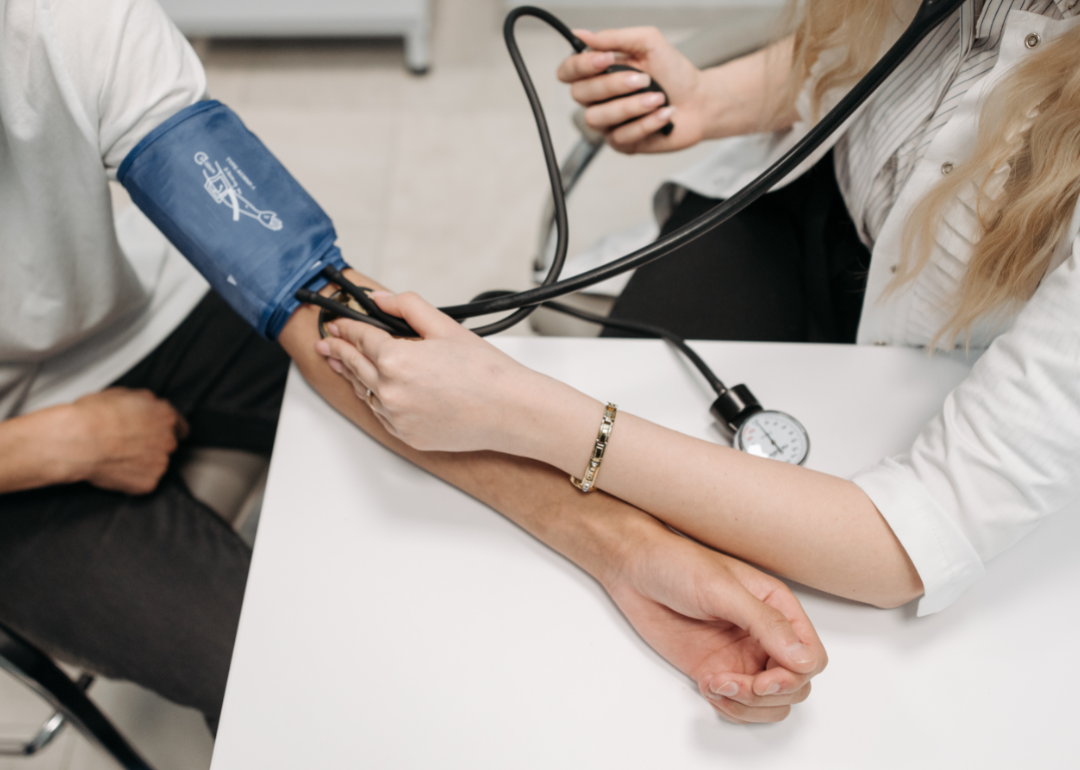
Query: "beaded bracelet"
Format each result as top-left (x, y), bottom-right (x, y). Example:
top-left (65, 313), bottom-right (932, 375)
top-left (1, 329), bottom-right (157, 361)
top-left (570, 403), bottom-right (618, 493)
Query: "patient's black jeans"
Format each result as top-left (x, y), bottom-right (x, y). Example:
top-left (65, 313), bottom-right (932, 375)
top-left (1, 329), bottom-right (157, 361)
top-left (605, 152), bottom-right (871, 343)
top-left (0, 292), bottom-right (290, 730)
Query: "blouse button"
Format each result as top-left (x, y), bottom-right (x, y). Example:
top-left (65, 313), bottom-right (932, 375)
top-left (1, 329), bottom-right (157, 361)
top-left (941, 161), bottom-right (954, 175)
top-left (890, 264), bottom-right (898, 274)
top-left (1025, 33), bottom-right (1041, 49)
top-left (874, 340), bottom-right (888, 346)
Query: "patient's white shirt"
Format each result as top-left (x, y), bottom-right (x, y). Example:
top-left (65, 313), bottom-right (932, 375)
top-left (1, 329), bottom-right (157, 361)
top-left (0, 0), bottom-right (209, 419)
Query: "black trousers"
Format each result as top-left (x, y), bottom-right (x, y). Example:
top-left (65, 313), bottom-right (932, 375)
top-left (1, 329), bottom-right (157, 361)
top-left (605, 152), bottom-right (871, 343)
top-left (0, 292), bottom-right (290, 729)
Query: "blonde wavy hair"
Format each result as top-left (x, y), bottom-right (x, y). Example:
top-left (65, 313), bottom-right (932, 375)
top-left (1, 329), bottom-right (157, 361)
top-left (780, 0), bottom-right (1080, 346)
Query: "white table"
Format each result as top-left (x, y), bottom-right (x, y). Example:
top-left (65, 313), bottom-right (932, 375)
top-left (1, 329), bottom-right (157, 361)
top-left (211, 338), bottom-right (1080, 769)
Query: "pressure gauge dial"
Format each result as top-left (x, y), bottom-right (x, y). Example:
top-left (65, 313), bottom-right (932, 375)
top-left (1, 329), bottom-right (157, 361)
top-left (711, 384), bottom-right (810, 466)
top-left (734, 410), bottom-right (809, 465)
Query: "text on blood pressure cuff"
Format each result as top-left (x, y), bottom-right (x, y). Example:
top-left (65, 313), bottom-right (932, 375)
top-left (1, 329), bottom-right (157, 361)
top-left (118, 101), bottom-right (346, 339)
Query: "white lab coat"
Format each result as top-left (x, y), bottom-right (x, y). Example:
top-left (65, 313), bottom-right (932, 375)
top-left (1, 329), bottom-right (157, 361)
top-left (663, 2), bottom-right (1080, 614)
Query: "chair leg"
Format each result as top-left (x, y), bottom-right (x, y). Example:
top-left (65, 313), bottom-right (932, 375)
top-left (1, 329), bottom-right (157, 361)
top-left (0, 672), bottom-right (93, 756)
top-left (0, 621), bottom-right (155, 770)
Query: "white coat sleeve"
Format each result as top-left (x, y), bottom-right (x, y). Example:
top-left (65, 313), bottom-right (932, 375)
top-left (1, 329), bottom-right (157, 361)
top-left (852, 231), bottom-right (1080, 615)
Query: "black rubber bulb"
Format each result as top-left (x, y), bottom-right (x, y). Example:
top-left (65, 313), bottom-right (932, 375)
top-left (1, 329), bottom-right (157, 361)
top-left (599, 64), bottom-right (674, 136)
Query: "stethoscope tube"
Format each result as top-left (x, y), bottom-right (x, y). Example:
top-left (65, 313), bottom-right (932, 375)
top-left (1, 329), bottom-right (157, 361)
top-left (303, 0), bottom-right (965, 340)
top-left (444, 0), bottom-right (964, 323)
top-left (458, 6), bottom-right (584, 336)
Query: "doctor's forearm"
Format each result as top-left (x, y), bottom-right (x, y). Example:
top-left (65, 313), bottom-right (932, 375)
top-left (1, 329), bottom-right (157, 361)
top-left (520, 393), bottom-right (924, 609)
top-left (700, 36), bottom-right (799, 139)
top-left (619, 443), bottom-right (924, 609)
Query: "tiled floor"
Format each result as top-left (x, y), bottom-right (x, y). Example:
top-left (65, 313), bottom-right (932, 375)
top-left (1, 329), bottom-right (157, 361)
top-left (0, 1), bottom-right (766, 768)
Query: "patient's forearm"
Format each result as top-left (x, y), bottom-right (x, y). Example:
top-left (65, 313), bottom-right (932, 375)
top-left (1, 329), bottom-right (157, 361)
top-left (277, 277), bottom-right (657, 586)
top-left (0, 407), bottom-right (75, 493)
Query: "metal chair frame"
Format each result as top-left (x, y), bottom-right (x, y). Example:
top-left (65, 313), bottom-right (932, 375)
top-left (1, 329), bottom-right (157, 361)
top-left (0, 620), bottom-right (154, 768)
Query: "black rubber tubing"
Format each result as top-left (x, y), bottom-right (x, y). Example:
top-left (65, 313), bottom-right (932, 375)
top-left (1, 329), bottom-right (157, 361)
top-left (302, 0), bottom-right (964, 336)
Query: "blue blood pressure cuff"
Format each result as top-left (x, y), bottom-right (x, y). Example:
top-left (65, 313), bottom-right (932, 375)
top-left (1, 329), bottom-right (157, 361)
top-left (118, 100), bottom-right (346, 339)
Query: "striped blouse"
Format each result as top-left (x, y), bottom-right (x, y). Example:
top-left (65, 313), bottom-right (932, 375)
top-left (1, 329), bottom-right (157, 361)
top-left (835, 0), bottom-right (1069, 248)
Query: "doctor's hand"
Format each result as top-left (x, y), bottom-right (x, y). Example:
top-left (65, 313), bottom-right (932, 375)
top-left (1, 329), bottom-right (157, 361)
top-left (557, 28), bottom-right (707, 154)
top-left (608, 515), bottom-right (827, 723)
top-left (314, 292), bottom-right (552, 455)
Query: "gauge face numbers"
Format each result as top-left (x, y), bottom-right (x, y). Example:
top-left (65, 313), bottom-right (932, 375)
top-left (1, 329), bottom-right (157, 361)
top-left (735, 410), bottom-right (809, 465)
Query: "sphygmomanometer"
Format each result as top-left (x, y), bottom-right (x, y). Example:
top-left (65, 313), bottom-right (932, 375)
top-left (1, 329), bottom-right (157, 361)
top-left (118, 0), bottom-right (964, 465)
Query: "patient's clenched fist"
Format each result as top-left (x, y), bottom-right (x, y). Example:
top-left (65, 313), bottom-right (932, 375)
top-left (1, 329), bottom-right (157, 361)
top-left (67, 388), bottom-right (188, 495)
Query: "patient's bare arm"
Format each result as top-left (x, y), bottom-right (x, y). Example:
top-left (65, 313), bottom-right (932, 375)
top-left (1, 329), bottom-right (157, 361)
top-left (277, 270), bottom-right (826, 724)
top-left (0, 388), bottom-right (187, 495)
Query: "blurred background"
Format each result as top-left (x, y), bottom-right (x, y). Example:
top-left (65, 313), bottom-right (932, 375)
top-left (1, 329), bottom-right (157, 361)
top-left (0, 1), bottom-right (782, 768)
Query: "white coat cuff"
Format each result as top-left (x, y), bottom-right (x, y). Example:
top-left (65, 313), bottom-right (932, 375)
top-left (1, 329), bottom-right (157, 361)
top-left (852, 458), bottom-right (986, 616)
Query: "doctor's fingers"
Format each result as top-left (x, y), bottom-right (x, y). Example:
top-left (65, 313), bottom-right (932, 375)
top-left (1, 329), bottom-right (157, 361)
top-left (570, 68), bottom-right (652, 105)
top-left (327, 356), bottom-right (370, 395)
top-left (574, 28), bottom-right (666, 61)
top-left (557, 49), bottom-right (616, 84)
top-left (365, 401), bottom-right (406, 442)
top-left (327, 357), bottom-right (396, 431)
top-left (607, 108), bottom-right (676, 152)
top-left (322, 337), bottom-right (380, 387)
top-left (584, 92), bottom-right (668, 133)
top-left (369, 291), bottom-right (465, 339)
top-left (329, 319), bottom-right (393, 363)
